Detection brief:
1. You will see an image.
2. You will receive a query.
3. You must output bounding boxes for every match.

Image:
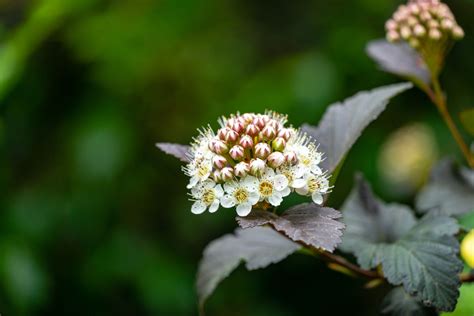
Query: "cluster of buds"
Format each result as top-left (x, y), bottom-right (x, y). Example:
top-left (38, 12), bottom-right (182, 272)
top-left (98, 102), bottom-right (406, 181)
top-left (385, 0), bottom-right (464, 73)
top-left (184, 111), bottom-right (330, 217)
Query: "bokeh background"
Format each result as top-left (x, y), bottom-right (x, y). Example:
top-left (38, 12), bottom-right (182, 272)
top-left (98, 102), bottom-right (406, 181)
top-left (0, 0), bottom-right (473, 315)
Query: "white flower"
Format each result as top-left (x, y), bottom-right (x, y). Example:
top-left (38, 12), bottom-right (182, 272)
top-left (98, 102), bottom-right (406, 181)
top-left (184, 157), bottom-right (213, 189)
top-left (190, 180), bottom-right (224, 214)
top-left (285, 132), bottom-right (323, 175)
top-left (256, 168), bottom-right (290, 206)
top-left (221, 176), bottom-right (260, 216)
top-left (293, 174), bottom-right (329, 205)
top-left (277, 164), bottom-right (305, 188)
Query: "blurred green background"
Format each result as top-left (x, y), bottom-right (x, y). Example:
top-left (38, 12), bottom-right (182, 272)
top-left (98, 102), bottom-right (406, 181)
top-left (0, 0), bottom-right (473, 315)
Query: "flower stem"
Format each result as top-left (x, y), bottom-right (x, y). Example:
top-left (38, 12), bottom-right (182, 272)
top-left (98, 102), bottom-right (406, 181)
top-left (425, 77), bottom-right (474, 168)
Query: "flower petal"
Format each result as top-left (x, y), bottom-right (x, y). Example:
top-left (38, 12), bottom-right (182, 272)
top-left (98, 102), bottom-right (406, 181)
top-left (220, 195), bottom-right (235, 208)
top-left (248, 191), bottom-right (260, 204)
top-left (214, 185), bottom-right (224, 197)
top-left (268, 194), bottom-right (283, 206)
top-left (280, 186), bottom-right (291, 197)
top-left (312, 192), bottom-right (324, 205)
top-left (295, 187), bottom-right (309, 196)
top-left (209, 200), bottom-right (220, 213)
top-left (242, 176), bottom-right (258, 192)
top-left (236, 203), bottom-right (252, 217)
top-left (292, 179), bottom-right (307, 189)
top-left (274, 174), bottom-right (289, 191)
top-left (191, 201), bottom-right (207, 214)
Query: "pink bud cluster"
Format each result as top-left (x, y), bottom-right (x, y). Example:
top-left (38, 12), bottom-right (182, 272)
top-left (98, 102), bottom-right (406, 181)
top-left (207, 112), bottom-right (297, 182)
top-left (385, 0), bottom-right (464, 49)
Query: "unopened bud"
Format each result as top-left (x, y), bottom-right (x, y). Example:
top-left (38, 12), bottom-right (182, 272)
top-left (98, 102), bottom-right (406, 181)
top-left (385, 19), bottom-right (398, 30)
top-left (246, 124), bottom-right (260, 136)
top-left (453, 26), bottom-right (464, 39)
top-left (408, 3), bottom-right (420, 15)
top-left (231, 121), bottom-right (244, 134)
top-left (400, 26), bottom-right (411, 39)
top-left (220, 167), bottom-right (234, 181)
top-left (239, 135), bottom-right (254, 149)
top-left (254, 143), bottom-right (271, 159)
top-left (387, 30), bottom-right (400, 42)
top-left (441, 18), bottom-right (454, 30)
top-left (429, 28), bottom-right (442, 40)
top-left (407, 16), bottom-right (418, 26)
top-left (253, 117), bottom-right (266, 129)
top-left (225, 129), bottom-right (239, 143)
top-left (217, 128), bottom-right (227, 140)
top-left (234, 162), bottom-right (250, 177)
top-left (242, 113), bottom-right (254, 122)
top-left (284, 151), bottom-right (298, 165)
top-left (261, 125), bottom-right (276, 140)
top-left (420, 11), bottom-right (431, 21)
top-left (428, 20), bottom-right (439, 29)
top-left (213, 140), bottom-right (229, 154)
top-left (211, 170), bottom-right (221, 182)
top-left (229, 145), bottom-right (245, 161)
top-left (249, 159), bottom-right (265, 176)
top-left (278, 128), bottom-right (292, 141)
top-left (267, 152), bottom-right (285, 168)
top-left (272, 137), bottom-right (286, 151)
top-left (413, 24), bottom-right (426, 37)
top-left (212, 155), bottom-right (227, 169)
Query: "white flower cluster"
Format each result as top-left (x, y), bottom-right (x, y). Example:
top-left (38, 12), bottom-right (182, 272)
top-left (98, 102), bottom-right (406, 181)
top-left (184, 112), bottom-right (330, 217)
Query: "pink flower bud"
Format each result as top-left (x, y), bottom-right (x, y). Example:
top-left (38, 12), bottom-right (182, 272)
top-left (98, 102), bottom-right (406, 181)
top-left (429, 28), bottom-right (441, 40)
top-left (242, 113), bottom-right (254, 122)
top-left (250, 159), bottom-right (265, 176)
top-left (211, 170), bottom-right (221, 182)
top-left (213, 140), bottom-right (229, 154)
top-left (234, 162), bottom-right (250, 177)
top-left (239, 135), bottom-right (254, 149)
top-left (231, 121), bottom-right (244, 134)
top-left (261, 125), bottom-right (276, 140)
top-left (278, 128), bottom-right (292, 141)
top-left (387, 30), bottom-right (400, 42)
top-left (267, 152), bottom-right (285, 168)
top-left (420, 11), bottom-right (431, 21)
top-left (217, 128), bottom-right (227, 140)
top-left (407, 16), bottom-right (418, 26)
top-left (229, 145), bottom-right (245, 161)
top-left (413, 24), bottom-right (426, 37)
top-left (254, 143), bottom-right (271, 159)
top-left (408, 4), bottom-right (420, 15)
top-left (385, 19), bottom-right (398, 30)
top-left (272, 137), bottom-right (286, 151)
top-left (212, 155), bottom-right (227, 169)
top-left (225, 129), bottom-right (239, 143)
top-left (400, 26), bottom-right (411, 39)
top-left (220, 167), bottom-right (234, 181)
top-left (284, 152), bottom-right (298, 165)
top-left (428, 20), bottom-right (439, 29)
top-left (453, 26), bottom-right (464, 39)
top-left (441, 18), bottom-right (454, 30)
top-left (245, 124), bottom-right (260, 136)
top-left (253, 117), bottom-right (266, 129)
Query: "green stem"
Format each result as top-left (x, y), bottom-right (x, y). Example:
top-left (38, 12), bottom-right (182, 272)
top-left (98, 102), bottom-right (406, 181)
top-left (427, 77), bottom-right (474, 168)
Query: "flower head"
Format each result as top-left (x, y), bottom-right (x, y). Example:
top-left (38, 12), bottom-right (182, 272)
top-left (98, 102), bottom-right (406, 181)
top-left (183, 111), bottom-right (331, 216)
top-left (385, 0), bottom-right (464, 75)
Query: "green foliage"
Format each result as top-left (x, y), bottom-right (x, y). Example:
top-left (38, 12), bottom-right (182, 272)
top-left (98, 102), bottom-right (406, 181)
top-left (366, 40), bottom-right (431, 87)
top-left (381, 287), bottom-right (432, 316)
top-left (196, 227), bottom-right (300, 307)
top-left (341, 176), bottom-right (463, 312)
top-left (236, 204), bottom-right (345, 252)
top-left (416, 159), bottom-right (474, 217)
top-left (459, 109), bottom-right (474, 137)
top-left (302, 82), bottom-right (412, 173)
